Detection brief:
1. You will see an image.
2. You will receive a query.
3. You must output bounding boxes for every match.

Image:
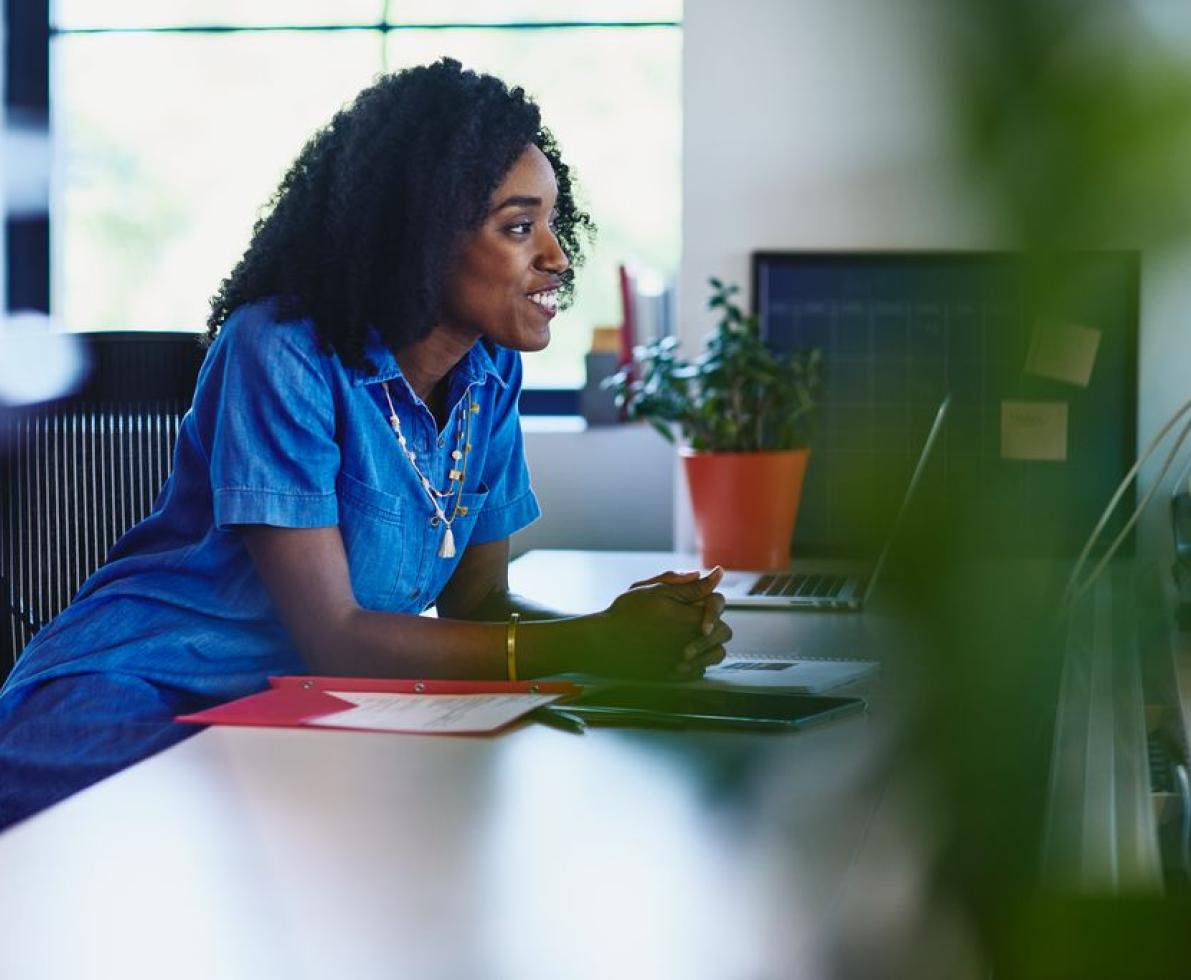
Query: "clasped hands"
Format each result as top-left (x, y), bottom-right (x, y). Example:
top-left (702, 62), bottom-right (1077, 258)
top-left (600, 566), bottom-right (731, 680)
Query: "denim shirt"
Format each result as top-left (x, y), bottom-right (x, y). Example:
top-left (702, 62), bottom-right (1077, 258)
top-left (1, 300), bottom-right (541, 703)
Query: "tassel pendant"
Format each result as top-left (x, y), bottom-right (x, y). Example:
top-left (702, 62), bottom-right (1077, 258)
top-left (438, 525), bottom-right (456, 559)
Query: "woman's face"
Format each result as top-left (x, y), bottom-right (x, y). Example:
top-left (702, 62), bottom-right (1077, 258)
top-left (440, 144), bottom-right (570, 352)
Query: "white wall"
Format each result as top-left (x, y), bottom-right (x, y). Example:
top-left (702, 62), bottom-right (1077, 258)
top-left (1137, 246), bottom-right (1191, 552)
top-left (515, 421), bottom-right (675, 557)
top-left (680, 0), bottom-right (998, 330)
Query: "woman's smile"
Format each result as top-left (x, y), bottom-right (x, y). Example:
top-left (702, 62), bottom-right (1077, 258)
top-left (526, 287), bottom-right (559, 318)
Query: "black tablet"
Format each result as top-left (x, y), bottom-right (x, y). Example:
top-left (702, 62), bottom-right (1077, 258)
top-left (554, 684), bottom-right (866, 732)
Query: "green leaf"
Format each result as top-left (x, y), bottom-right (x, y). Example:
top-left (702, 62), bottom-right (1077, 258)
top-left (647, 418), bottom-right (676, 443)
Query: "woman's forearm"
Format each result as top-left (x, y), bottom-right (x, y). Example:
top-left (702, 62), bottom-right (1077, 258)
top-left (239, 526), bottom-right (724, 682)
top-left (459, 585), bottom-right (575, 624)
top-left (302, 604), bottom-right (608, 680)
top-left (241, 524), bottom-right (611, 680)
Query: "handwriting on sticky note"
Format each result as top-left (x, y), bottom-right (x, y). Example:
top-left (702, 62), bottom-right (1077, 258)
top-left (1001, 400), bottom-right (1068, 461)
top-left (1025, 321), bottom-right (1101, 387)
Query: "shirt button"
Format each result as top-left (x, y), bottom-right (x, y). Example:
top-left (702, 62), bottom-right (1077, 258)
top-left (429, 515), bottom-right (441, 527)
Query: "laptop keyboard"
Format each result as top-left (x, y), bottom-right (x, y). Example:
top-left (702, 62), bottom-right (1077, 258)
top-left (719, 661), bottom-right (794, 671)
top-left (748, 573), bottom-right (850, 599)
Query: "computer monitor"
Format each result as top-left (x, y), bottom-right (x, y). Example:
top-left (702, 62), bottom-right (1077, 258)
top-left (752, 250), bottom-right (1139, 558)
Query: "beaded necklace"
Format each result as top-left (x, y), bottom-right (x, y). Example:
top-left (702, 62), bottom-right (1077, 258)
top-left (381, 381), bottom-right (477, 559)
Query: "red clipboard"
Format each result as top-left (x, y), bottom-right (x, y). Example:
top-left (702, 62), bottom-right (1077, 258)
top-left (176, 676), bottom-right (582, 735)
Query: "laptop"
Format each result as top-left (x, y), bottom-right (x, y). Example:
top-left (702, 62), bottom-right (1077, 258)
top-left (716, 395), bottom-right (950, 611)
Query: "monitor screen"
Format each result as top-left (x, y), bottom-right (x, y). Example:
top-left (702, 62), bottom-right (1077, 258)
top-left (752, 251), bottom-right (1139, 558)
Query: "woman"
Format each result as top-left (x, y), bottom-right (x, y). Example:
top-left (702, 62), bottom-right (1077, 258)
top-left (0, 60), bottom-right (730, 828)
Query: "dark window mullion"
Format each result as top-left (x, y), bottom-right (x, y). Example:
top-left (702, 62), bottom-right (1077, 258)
top-left (50, 21), bottom-right (679, 37)
top-left (6, 0), bottom-right (50, 314)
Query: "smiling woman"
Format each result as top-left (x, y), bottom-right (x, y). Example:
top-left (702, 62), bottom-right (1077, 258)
top-left (0, 59), bottom-right (729, 830)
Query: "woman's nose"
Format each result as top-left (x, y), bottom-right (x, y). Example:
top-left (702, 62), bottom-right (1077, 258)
top-left (537, 229), bottom-right (569, 275)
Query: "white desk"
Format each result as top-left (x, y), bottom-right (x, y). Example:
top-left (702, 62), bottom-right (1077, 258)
top-left (0, 551), bottom-right (943, 980)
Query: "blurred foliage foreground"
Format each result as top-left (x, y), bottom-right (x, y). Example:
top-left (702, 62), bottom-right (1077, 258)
top-left (896, 1), bottom-right (1191, 975)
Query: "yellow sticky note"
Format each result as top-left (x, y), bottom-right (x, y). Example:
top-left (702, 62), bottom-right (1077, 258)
top-left (1001, 400), bottom-right (1068, 462)
top-left (1024, 321), bottom-right (1101, 387)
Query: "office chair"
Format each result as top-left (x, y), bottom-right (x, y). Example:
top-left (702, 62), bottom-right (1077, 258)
top-left (1, 332), bottom-right (207, 682)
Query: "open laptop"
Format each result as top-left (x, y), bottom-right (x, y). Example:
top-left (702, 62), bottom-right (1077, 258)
top-left (716, 395), bottom-right (950, 611)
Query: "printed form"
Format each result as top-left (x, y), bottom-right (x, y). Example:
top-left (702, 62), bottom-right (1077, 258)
top-left (308, 691), bottom-right (561, 734)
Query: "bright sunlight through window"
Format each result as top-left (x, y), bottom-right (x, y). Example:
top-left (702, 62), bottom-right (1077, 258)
top-left (50, 2), bottom-right (682, 389)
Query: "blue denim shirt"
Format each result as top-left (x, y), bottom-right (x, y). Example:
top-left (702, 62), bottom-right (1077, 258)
top-left (1, 300), bottom-right (541, 703)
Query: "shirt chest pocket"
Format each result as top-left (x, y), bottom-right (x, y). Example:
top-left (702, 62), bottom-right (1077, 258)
top-left (335, 472), bottom-right (409, 611)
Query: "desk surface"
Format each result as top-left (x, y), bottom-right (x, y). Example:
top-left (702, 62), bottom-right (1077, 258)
top-left (0, 550), bottom-right (954, 980)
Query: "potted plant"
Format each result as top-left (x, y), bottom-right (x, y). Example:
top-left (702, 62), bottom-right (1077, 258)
top-left (605, 277), bottom-right (821, 569)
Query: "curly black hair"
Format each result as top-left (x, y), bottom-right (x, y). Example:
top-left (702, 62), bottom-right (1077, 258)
top-left (206, 58), bottom-right (594, 372)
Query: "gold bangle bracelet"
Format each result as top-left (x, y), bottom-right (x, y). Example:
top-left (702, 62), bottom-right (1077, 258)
top-left (506, 612), bottom-right (520, 682)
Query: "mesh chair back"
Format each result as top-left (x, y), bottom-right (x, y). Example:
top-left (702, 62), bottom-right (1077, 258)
top-left (1, 333), bottom-right (207, 680)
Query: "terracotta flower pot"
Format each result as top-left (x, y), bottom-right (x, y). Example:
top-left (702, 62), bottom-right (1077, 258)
top-left (681, 448), bottom-right (810, 570)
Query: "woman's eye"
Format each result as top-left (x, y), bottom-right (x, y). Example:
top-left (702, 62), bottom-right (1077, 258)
top-left (507, 221), bottom-right (533, 236)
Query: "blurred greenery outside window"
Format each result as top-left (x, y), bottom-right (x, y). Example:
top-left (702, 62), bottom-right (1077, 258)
top-left (50, 1), bottom-right (682, 390)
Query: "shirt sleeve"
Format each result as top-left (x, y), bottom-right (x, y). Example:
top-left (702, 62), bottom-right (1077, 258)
top-left (199, 304), bottom-right (341, 529)
top-left (470, 347), bottom-right (541, 545)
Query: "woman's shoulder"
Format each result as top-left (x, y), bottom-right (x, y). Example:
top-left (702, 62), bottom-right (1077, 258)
top-left (217, 297), bottom-right (313, 340)
top-left (214, 298), bottom-right (325, 365)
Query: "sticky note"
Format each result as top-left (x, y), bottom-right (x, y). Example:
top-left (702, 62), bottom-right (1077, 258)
top-left (1024, 321), bottom-right (1101, 387)
top-left (1001, 400), bottom-right (1068, 461)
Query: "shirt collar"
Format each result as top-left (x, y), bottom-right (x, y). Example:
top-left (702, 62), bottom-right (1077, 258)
top-left (349, 331), bottom-right (508, 392)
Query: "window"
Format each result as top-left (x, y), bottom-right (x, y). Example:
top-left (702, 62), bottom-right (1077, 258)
top-left (48, 1), bottom-right (682, 398)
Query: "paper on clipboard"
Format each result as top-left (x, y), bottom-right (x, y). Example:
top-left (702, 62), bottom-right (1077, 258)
top-left (176, 676), bottom-right (580, 735)
top-left (308, 691), bottom-right (562, 734)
